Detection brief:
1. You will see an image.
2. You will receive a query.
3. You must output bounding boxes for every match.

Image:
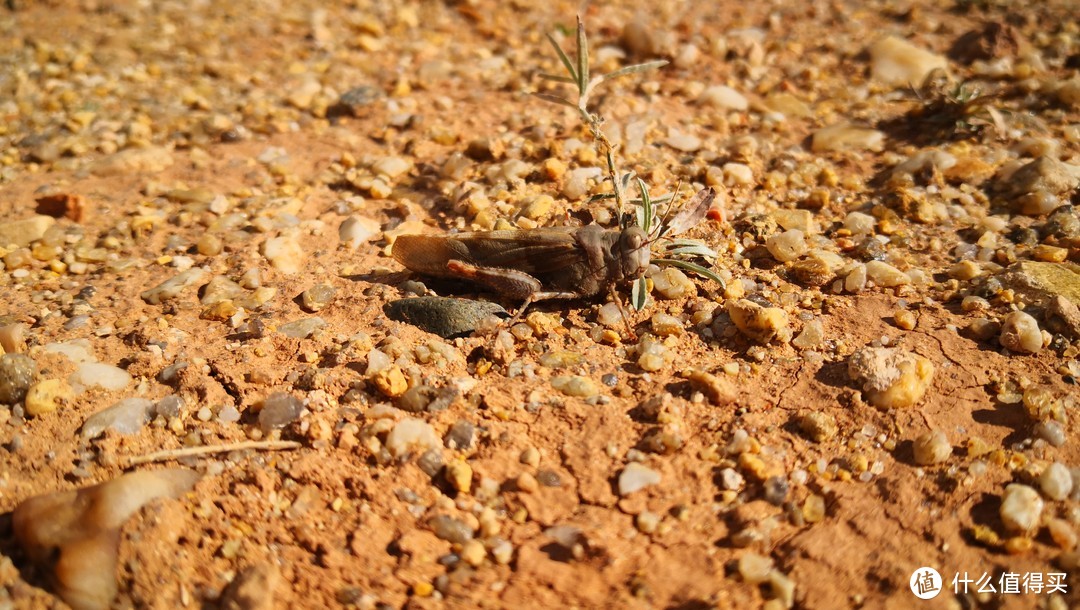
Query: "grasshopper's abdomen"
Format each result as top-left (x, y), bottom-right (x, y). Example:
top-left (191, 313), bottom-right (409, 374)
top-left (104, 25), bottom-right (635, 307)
top-left (391, 235), bottom-right (470, 277)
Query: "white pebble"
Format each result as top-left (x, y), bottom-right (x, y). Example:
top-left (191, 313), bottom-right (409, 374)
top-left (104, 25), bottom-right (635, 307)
top-left (698, 85), bottom-right (748, 111)
top-left (140, 268), bottom-right (210, 304)
top-left (812, 123), bottom-right (885, 153)
top-left (618, 462), bottom-right (661, 496)
top-left (262, 231), bottom-right (305, 274)
top-left (1000, 484), bottom-right (1044, 532)
top-left (765, 229), bottom-right (807, 263)
top-left (596, 302), bottom-right (624, 328)
top-left (563, 167), bottom-right (602, 200)
top-left (913, 430), bottom-right (952, 465)
top-left (1000, 311), bottom-right (1043, 354)
top-left (43, 339), bottom-right (96, 364)
top-left (868, 36), bottom-right (948, 87)
top-left (844, 264), bottom-right (867, 293)
top-left (81, 398), bottom-right (154, 439)
top-left (666, 132), bottom-right (702, 153)
top-left (384, 418), bottom-right (441, 459)
top-left (339, 216), bottom-right (380, 250)
top-left (723, 162), bottom-right (754, 186)
top-left (1040, 462), bottom-right (1074, 501)
top-left (865, 261), bottom-right (910, 287)
top-left (371, 156), bottom-right (412, 179)
top-left (844, 212), bottom-right (876, 235)
top-left (69, 362), bottom-right (131, 393)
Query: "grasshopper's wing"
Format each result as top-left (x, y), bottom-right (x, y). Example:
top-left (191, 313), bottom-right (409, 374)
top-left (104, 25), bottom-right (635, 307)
top-left (393, 227), bottom-right (584, 277)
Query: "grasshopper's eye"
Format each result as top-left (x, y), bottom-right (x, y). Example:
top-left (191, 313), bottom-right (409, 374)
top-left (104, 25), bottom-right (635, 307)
top-left (624, 227), bottom-right (646, 250)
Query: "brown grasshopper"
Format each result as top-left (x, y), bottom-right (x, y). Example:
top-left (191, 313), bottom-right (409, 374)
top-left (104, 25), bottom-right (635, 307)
top-left (391, 187), bottom-right (717, 321)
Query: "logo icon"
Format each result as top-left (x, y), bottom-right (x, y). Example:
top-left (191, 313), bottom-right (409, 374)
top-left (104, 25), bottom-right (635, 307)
top-left (910, 567), bottom-right (942, 599)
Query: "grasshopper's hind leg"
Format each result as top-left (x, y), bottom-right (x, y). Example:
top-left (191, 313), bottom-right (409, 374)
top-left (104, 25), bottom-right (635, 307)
top-left (446, 260), bottom-right (579, 323)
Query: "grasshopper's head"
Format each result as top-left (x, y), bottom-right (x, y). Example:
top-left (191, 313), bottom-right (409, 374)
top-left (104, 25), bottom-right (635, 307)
top-left (616, 225), bottom-right (650, 281)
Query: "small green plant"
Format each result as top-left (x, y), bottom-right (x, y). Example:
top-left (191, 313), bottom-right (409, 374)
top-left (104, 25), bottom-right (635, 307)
top-left (537, 17), bottom-right (726, 309)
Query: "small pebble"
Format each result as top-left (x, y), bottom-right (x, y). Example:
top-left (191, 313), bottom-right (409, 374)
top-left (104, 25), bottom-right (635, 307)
top-left (42, 340), bottom-right (95, 364)
top-left (618, 462), bottom-right (661, 496)
top-left (516, 472), bottom-right (539, 493)
top-left (1000, 311), bottom-right (1043, 354)
top-left (339, 216), bottom-right (380, 250)
top-left (683, 369), bottom-right (738, 405)
top-left (491, 539), bottom-right (514, 564)
top-left (847, 346), bottom-right (934, 409)
top-left (301, 283), bottom-right (337, 312)
top-left (445, 460), bottom-right (473, 494)
top-left (843, 212), bottom-right (876, 235)
top-left (651, 268), bottom-right (696, 299)
top-left (444, 420), bottom-right (476, 450)
top-left (1034, 421), bottom-right (1067, 447)
top-left (277, 317), bottom-right (326, 339)
top-left (0, 353), bottom-right (36, 404)
top-left (428, 515), bottom-right (474, 544)
top-left (802, 495), bottom-right (826, 523)
top-left (999, 484), bottom-right (1044, 532)
top-left (738, 552), bottom-right (774, 584)
top-left (650, 313), bottom-right (683, 336)
top-left (258, 392), bottom-right (303, 431)
top-left (868, 36), bottom-right (948, 87)
top-left (765, 229), bottom-right (807, 263)
top-left (798, 412), bottom-right (838, 442)
top-left (698, 85), bottom-right (748, 110)
top-left (635, 511), bottom-right (661, 534)
top-left (24, 379), bottom-right (74, 416)
top-left (460, 539), bottom-right (485, 567)
top-left (727, 299), bottom-right (789, 344)
top-left (665, 132), bottom-right (702, 153)
top-left (69, 362), bottom-right (131, 393)
top-left (81, 397), bottom-right (155, 439)
top-left (262, 232), bottom-right (305, 274)
top-left (1048, 519), bottom-right (1077, 551)
top-left (551, 375), bottom-right (600, 399)
top-left (913, 430), bottom-right (952, 465)
top-left (596, 302), bottom-right (624, 328)
top-left (894, 309), bottom-right (916, 331)
top-left (385, 418), bottom-right (441, 458)
top-left (371, 366), bottom-right (408, 398)
top-left (763, 476), bottom-right (789, 505)
top-left (1040, 462), bottom-right (1073, 501)
top-left (812, 123), bottom-right (885, 153)
top-left (791, 319), bottom-right (824, 349)
top-left (140, 268), bottom-right (210, 304)
top-left (865, 261), bottom-right (910, 287)
top-left (520, 447), bottom-right (540, 467)
top-left (720, 468), bottom-right (744, 491)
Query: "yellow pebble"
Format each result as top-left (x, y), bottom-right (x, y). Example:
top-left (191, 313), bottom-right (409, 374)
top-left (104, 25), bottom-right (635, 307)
top-left (24, 379), bottom-right (75, 417)
top-left (445, 460), bottom-right (473, 494)
top-left (1032, 244), bottom-right (1068, 263)
top-left (371, 366), bottom-right (408, 397)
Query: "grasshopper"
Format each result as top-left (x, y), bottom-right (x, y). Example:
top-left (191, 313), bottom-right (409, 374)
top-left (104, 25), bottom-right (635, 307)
top-left (391, 187), bottom-right (717, 323)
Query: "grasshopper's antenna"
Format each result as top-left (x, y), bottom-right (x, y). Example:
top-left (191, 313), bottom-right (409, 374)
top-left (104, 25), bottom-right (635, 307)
top-left (654, 179), bottom-right (684, 243)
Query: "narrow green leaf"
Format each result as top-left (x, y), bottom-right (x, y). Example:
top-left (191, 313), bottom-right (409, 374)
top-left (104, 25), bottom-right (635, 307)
top-left (631, 277), bottom-right (648, 311)
top-left (538, 73), bottom-right (576, 83)
top-left (666, 244), bottom-right (719, 259)
top-left (601, 60), bottom-right (669, 81)
top-left (636, 177), bottom-right (652, 233)
top-left (654, 258), bottom-right (727, 291)
top-left (532, 92), bottom-right (577, 108)
top-left (575, 17), bottom-right (589, 97)
top-left (546, 32), bottom-right (577, 83)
